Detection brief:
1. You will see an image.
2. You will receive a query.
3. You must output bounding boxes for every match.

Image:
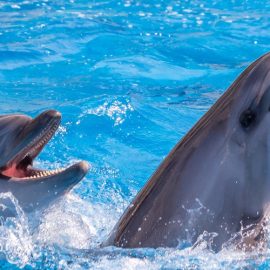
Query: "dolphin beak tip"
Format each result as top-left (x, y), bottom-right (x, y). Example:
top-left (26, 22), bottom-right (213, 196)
top-left (77, 161), bottom-right (90, 175)
top-left (44, 109), bottom-right (62, 120)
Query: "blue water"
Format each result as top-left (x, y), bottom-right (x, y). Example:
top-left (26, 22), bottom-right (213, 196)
top-left (0, 0), bottom-right (270, 269)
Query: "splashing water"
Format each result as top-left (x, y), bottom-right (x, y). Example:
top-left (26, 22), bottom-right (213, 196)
top-left (0, 194), bottom-right (269, 269)
top-left (78, 97), bottom-right (134, 126)
top-left (0, 193), bottom-right (37, 268)
top-left (1, 0), bottom-right (270, 269)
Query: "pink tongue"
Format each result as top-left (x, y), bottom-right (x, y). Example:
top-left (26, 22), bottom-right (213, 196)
top-left (2, 164), bottom-right (26, 178)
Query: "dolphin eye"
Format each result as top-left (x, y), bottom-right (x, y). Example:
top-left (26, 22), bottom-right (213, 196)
top-left (240, 109), bottom-right (256, 128)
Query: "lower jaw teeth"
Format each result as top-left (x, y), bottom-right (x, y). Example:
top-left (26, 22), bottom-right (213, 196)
top-left (27, 168), bottom-right (65, 179)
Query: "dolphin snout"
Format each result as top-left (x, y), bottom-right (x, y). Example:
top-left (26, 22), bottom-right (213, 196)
top-left (77, 161), bottom-right (90, 176)
top-left (51, 161), bottom-right (90, 192)
top-left (66, 161), bottom-right (90, 185)
top-left (33, 109), bottom-right (61, 126)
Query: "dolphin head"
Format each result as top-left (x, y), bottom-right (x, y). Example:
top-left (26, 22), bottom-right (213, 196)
top-left (227, 53), bottom-right (270, 136)
top-left (224, 53), bottom-right (270, 219)
top-left (105, 52), bottom-right (270, 251)
top-left (0, 110), bottom-right (89, 213)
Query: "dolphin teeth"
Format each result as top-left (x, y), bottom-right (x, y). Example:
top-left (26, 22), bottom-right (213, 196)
top-left (14, 121), bottom-right (59, 166)
top-left (22, 166), bottom-right (66, 180)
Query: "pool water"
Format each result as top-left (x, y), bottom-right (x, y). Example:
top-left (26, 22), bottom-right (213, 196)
top-left (0, 0), bottom-right (270, 269)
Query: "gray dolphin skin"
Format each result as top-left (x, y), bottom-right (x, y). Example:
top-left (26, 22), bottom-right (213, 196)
top-left (105, 52), bottom-right (270, 252)
top-left (0, 110), bottom-right (89, 215)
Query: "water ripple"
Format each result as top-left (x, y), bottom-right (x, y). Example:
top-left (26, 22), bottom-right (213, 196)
top-left (0, 0), bottom-right (270, 269)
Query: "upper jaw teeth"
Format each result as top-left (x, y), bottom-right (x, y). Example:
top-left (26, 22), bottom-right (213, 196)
top-left (19, 122), bottom-right (59, 162)
top-left (15, 122), bottom-right (62, 180)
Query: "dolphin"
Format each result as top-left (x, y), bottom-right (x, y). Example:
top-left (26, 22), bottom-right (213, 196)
top-left (0, 109), bottom-right (89, 215)
top-left (105, 52), bottom-right (270, 252)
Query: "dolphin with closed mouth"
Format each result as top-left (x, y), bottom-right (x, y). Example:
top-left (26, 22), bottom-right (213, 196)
top-left (105, 52), bottom-right (270, 252)
top-left (0, 109), bottom-right (89, 214)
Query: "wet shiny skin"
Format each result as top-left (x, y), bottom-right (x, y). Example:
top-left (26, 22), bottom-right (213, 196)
top-left (1, 0), bottom-right (270, 269)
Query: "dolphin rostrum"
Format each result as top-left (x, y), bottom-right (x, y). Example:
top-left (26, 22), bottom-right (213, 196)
top-left (105, 52), bottom-right (270, 252)
top-left (0, 110), bottom-right (89, 215)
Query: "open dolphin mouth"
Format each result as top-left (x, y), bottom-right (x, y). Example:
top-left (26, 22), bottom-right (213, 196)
top-left (0, 110), bottom-right (88, 180)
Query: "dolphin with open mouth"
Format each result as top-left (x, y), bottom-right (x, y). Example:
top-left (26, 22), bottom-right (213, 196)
top-left (105, 52), bottom-right (270, 252)
top-left (0, 109), bottom-right (89, 214)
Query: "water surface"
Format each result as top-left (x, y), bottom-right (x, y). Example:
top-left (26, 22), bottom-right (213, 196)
top-left (0, 0), bottom-right (270, 269)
